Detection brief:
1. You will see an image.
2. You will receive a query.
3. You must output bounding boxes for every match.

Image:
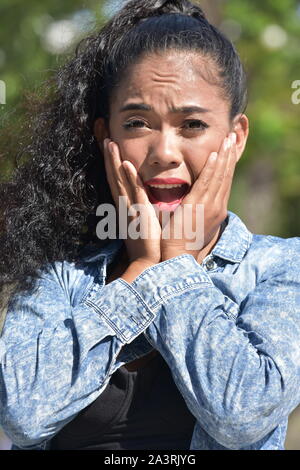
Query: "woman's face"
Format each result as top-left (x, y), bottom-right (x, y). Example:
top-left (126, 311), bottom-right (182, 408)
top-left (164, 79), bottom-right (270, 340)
top-left (94, 51), bottom-right (248, 210)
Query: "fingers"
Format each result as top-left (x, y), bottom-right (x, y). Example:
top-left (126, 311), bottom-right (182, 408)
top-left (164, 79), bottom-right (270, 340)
top-left (122, 159), bottom-right (151, 207)
top-left (103, 138), bottom-right (133, 206)
top-left (103, 139), bottom-right (153, 212)
top-left (208, 132), bottom-right (236, 199)
top-left (188, 133), bottom-right (236, 202)
top-left (189, 151), bottom-right (218, 198)
top-left (218, 133), bottom-right (238, 204)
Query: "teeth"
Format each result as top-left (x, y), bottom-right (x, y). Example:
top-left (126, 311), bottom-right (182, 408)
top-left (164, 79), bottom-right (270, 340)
top-left (148, 183), bottom-right (185, 189)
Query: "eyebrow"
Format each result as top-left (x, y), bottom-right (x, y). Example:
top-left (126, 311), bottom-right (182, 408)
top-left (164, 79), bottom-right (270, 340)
top-left (119, 103), bottom-right (211, 114)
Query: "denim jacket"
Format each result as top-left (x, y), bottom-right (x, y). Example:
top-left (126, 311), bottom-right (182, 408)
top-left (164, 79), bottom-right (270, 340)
top-left (1, 211), bottom-right (300, 451)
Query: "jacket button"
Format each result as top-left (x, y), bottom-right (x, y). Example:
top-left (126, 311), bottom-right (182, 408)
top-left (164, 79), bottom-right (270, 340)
top-left (205, 259), bottom-right (216, 271)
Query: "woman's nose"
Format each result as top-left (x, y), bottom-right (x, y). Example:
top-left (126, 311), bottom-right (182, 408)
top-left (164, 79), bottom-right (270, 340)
top-left (147, 133), bottom-right (183, 167)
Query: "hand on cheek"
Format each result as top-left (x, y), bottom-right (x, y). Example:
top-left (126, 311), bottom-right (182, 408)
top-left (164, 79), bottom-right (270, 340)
top-left (103, 139), bottom-right (162, 265)
top-left (160, 132), bottom-right (237, 263)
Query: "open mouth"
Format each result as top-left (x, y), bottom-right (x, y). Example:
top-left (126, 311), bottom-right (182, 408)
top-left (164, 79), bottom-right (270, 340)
top-left (143, 178), bottom-right (191, 212)
top-left (146, 183), bottom-right (190, 204)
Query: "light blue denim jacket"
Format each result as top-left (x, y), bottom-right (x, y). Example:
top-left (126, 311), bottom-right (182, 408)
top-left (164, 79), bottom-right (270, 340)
top-left (1, 211), bottom-right (300, 450)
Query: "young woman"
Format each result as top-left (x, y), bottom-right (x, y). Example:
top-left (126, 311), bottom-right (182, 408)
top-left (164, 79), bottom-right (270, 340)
top-left (1, 0), bottom-right (300, 451)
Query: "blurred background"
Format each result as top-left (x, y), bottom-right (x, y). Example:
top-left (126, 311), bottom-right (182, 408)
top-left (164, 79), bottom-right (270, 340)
top-left (0, 0), bottom-right (299, 450)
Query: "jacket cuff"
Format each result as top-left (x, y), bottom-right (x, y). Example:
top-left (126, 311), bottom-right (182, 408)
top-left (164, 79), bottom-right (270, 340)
top-left (83, 278), bottom-right (156, 344)
top-left (131, 254), bottom-right (213, 310)
top-left (83, 254), bottom-right (212, 344)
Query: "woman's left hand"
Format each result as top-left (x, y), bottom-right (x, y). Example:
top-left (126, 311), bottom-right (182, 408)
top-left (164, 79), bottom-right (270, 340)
top-left (160, 132), bottom-right (237, 264)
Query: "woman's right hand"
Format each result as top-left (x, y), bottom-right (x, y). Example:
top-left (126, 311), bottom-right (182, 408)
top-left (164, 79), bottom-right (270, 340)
top-left (103, 139), bottom-right (161, 265)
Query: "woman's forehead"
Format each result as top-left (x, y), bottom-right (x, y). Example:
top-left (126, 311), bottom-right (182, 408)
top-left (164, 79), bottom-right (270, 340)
top-left (124, 50), bottom-right (217, 83)
top-left (110, 51), bottom-right (228, 113)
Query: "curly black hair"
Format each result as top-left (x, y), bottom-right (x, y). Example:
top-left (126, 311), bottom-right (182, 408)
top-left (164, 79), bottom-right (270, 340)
top-left (0, 0), bottom-right (247, 304)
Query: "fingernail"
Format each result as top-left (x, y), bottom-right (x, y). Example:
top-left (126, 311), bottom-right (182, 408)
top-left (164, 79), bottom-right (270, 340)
top-left (224, 137), bottom-right (230, 151)
top-left (231, 133), bottom-right (236, 145)
top-left (209, 152), bottom-right (218, 162)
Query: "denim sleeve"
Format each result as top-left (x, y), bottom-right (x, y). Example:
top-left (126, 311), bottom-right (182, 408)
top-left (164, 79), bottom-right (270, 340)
top-left (0, 263), bottom-right (155, 448)
top-left (128, 253), bottom-right (300, 449)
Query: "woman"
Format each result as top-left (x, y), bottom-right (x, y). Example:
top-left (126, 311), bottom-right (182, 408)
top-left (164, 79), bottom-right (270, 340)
top-left (0, 0), bottom-right (300, 451)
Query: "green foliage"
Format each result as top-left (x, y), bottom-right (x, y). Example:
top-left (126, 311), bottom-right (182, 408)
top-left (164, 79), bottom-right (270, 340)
top-left (225, 0), bottom-right (300, 236)
top-left (0, 0), bottom-right (106, 106)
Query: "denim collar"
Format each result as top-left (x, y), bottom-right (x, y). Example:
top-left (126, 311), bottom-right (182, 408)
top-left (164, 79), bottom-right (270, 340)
top-left (79, 211), bottom-right (252, 266)
top-left (211, 211), bottom-right (253, 263)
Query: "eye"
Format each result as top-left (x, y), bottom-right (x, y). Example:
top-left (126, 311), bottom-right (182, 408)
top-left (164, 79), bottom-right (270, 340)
top-left (183, 120), bottom-right (209, 131)
top-left (123, 119), bottom-right (147, 129)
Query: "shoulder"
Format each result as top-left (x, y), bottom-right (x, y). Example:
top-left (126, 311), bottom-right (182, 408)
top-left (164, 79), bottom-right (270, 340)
top-left (249, 232), bottom-right (300, 261)
top-left (245, 232), bottom-right (300, 281)
top-left (40, 243), bottom-right (113, 306)
top-left (223, 212), bottom-right (300, 282)
top-left (30, 239), bottom-right (124, 306)
top-left (216, 212), bottom-right (300, 272)
top-left (6, 244), bottom-right (106, 313)
top-left (1, 245), bottom-right (110, 343)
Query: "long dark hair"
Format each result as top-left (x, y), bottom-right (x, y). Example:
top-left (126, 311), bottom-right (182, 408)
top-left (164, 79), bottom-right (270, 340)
top-left (0, 0), bottom-right (247, 301)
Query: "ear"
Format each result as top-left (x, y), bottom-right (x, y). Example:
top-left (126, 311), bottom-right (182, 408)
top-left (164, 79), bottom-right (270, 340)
top-left (93, 117), bottom-right (110, 152)
top-left (231, 114), bottom-right (249, 162)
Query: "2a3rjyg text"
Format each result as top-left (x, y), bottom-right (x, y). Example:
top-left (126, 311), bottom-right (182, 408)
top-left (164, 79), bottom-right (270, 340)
top-left (104, 454), bottom-right (196, 467)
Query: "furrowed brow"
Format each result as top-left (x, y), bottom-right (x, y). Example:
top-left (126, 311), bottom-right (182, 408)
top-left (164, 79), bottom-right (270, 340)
top-left (119, 103), bottom-right (152, 112)
top-left (119, 103), bottom-right (211, 113)
top-left (170, 105), bottom-right (211, 114)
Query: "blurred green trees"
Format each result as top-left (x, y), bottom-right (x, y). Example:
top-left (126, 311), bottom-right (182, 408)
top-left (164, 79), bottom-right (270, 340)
top-left (0, 0), bottom-right (299, 236)
top-left (223, 0), bottom-right (300, 237)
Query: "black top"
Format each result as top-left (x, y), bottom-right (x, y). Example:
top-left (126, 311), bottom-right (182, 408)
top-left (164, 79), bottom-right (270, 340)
top-left (50, 352), bottom-right (196, 450)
